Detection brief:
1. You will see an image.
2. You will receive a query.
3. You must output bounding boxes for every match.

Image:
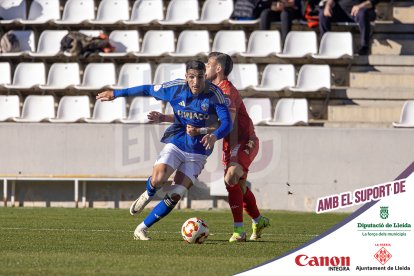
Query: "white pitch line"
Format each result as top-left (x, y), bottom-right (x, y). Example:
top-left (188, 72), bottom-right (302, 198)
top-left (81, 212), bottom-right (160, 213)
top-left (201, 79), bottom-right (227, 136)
top-left (0, 227), bottom-right (318, 237)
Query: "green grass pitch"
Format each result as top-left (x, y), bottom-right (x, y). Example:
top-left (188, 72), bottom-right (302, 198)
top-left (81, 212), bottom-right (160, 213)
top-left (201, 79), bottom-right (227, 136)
top-left (0, 208), bottom-right (348, 275)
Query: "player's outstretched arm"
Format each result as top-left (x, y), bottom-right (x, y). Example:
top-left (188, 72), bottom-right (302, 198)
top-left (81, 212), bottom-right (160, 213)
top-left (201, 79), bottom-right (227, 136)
top-left (147, 111), bottom-right (175, 123)
top-left (96, 90), bottom-right (115, 101)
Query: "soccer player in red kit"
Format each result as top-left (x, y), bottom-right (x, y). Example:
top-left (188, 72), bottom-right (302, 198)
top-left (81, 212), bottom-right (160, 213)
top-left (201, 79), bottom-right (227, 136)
top-left (148, 52), bottom-right (270, 242)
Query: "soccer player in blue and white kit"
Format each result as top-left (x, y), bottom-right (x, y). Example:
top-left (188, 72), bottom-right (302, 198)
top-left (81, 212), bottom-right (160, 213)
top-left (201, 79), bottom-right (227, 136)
top-left (96, 61), bottom-right (232, 240)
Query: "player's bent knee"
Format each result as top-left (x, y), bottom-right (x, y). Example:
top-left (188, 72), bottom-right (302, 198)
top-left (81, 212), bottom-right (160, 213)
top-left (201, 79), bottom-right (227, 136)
top-left (166, 184), bottom-right (188, 203)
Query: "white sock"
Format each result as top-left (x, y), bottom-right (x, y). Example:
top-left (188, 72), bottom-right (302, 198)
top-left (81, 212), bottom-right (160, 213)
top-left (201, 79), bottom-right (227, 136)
top-left (136, 222), bottom-right (148, 231)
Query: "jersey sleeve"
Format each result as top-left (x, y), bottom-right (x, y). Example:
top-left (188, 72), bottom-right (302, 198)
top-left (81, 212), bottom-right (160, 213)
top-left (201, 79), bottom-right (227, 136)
top-left (113, 82), bottom-right (179, 102)
top-left (209, 85), bottom-right (232, 140)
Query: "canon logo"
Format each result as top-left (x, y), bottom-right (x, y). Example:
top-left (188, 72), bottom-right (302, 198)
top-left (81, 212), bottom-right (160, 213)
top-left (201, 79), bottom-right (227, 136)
top-left (295, 254), bottom-right (351, 267)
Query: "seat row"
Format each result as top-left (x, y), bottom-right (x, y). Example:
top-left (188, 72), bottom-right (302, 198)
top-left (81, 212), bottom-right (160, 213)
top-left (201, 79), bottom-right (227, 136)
top-left (0, 62), bottom-right (331, 92)
top-left (0, 0), bottom-right (235, 25)
top-left (0, 95), bottom-right (310, 126)
top-left (0, 29), bottom-right (353, 59)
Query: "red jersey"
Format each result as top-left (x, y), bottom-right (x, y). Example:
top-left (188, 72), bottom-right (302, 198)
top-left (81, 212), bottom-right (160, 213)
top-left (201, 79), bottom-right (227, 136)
top-left (218, 79), bottom-right (257, 151)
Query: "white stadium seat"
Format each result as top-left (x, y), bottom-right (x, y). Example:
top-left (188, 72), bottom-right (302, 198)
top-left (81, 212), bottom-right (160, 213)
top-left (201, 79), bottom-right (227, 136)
top-left (39, 63), bottom-right (81, 90)
top-left (5, 62), bottom-right (46, 89)
top-left (29, 30), bottom-right (68, 57)
top-left (124, 0), bottom-right (164, 24)
top-left (276, 31), bottom-right (318, 58)
top-left (253, 64), bottom-right (295, 92)
top-left (212, 30), bottom-right (246, 56)
top-left (169, 30), bottom-right (210, 57)
top-left (0, 0), bottom-right (26, 24)
top-left (0, 62), bottom-right (11, 88)
top-left (110, 63), bottom-right (152, 89)
top-left (99, 30), bottom-right (140, 57)
top-left (49, 96), bottom-right (91, 123)
top-left (193, 0), bottom-right (233, 24)
top-left (266, 98), bottom-right (308, 126)
top-left (134, 30), bottom-right (175, 57)
top-left (19, 0), bottom-right (60, 24)
top-left (54, 0), bottom-right (95, 25)
top-left (89, 0), bottom-right (129, 24)
top-left (75, 63), bottom-right (116, 91)
top-left (85, 97), bottom-right (126, 123)
top-left (312, 32), bottom-right (354, 59)
top-left (242, 98), bottom-right (272, 125)
top-left (0, 30), bottom-right (35, 57)
top-left (228, 64), bottom-right (258, 90)
top-left (13, 95), bottom-right (55, 122)
top-left (153, 63), bottom-right (186, 84)
top-left (0, 95), bottom-right (20, 121)
top-left (289, 64), bottom-right (331, 92)
top-left (121, 97), bottom-right (163, 123)
top-left (240, 30), bottom-right (282, 57)
top-left (158, 0), bottom-right (199, 25)
top-left (393, 101), bottom-right (414, 128)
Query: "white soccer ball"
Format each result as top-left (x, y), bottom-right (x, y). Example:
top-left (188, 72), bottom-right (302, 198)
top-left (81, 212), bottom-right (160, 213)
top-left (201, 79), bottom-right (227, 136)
top-left (181, 217), bottom-right (209, 244)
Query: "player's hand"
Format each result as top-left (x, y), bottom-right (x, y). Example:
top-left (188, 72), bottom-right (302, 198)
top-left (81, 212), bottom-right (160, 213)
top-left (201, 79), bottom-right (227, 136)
top-left (201, 134), bottom-right (217, 150)
top-left (186, 125), bottom-right (200, 137)
top-left (148, 111), bottom-right (165, 123)
top-left (96, 90), bottom-right (114, 101)
top-left (350, 4), bottom-right (361, 17)
top-left (324, 0), bottom-right (334, 17)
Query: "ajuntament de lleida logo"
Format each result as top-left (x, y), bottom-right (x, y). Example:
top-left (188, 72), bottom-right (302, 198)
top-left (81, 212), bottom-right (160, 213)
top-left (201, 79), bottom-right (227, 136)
top-left (380, 206), bottom-right (389, 219)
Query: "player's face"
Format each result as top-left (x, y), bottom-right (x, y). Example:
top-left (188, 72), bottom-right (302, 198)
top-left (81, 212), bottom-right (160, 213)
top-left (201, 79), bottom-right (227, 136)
top-left (205, 58), bottom-right (218, 81)
top-left (186, 69), bottom-right (206, 94)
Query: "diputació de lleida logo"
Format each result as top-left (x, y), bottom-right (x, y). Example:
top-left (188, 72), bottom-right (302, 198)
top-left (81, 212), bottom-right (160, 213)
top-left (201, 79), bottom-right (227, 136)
top-left (380, 206), bottom-right (389, 219)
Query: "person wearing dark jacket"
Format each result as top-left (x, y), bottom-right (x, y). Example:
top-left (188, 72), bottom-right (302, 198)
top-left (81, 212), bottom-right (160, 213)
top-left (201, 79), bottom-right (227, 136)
top-left (319, 0), bottom-right (378, 55)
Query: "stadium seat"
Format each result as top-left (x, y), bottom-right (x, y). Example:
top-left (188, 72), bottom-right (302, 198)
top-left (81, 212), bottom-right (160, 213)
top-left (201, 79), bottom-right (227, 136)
top-left (228, 64), bottom-right (258, 90)
top-left (158, 0), bottom-right (199, 25)
top-left (0, 0), bottom-right (26, 24)
top-left (192, 0), bottom-right (233, 24)
top-left (123, 0), bottom-right (164, 24)
top-left (4, 62), bottom-right (46, 89)
top-left (19, 0), bottom-right (60, 24)
top-left (49, 96), bottom-right (91, 123)
top-left (121, 97), bottom-right (163, 123)
top-left (133, 30), bottom-right (175, 57)
top-left (253, 64), bottom-right (295, 92)
top-left (312, 32), bottom-right (353, 59)
top-left (0, 30), bottom-right (35, 57)
top-left (0, 62), bottom-right (11, 88)
top-left (393, 101), bottom-right (414, 128)
top-left (54, 0), bottom-right (95, 25)
top-left (212, 30), bottom-right (246, 56)
top-left (74, 63), bottom-right (116, 90)
top-left (29, 30), bottom-right (68, 57)
top-left (99, 30), bottom-right (140, 57)
top-left (153, 63), bottom-right (186, 84)
top-left (85, 97), bottom-right (126, 123)
top-left (110, 63), bottom-right (152, 89)
top-left (240, 31), bottom-right (282, 57)
top-left (289, 64), bottom-right (331, 92)
top-left (168, 30), bottom-right (210, 57)
top-left (39, 63), bottom-right (81, 90)
top-left (266, 98), bottom-right (308, 126)
top-left (242, 98), bottom-right (272, 125)
top-left (88, 0), bottom-right (129, 24)
top-left (12, 95), bottom-right (55, 122)
top-left (0, 95), bottom-right (20, 121)
top-left (276, 31), bottom-right (318, 58)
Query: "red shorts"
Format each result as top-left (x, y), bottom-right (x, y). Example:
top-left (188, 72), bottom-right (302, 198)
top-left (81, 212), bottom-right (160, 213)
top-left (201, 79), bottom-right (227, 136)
top-left (222, 138), bottom-right (259, 179)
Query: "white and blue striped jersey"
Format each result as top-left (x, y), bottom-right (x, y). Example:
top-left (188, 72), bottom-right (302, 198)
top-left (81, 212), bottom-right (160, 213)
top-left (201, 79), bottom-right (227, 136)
top-left (113, 79), bottom-right (232, 156)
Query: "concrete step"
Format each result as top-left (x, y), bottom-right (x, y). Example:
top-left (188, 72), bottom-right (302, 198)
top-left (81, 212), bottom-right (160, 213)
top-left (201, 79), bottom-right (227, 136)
top-left (393, 6), bottom-right (414, 23)
top-left (371, 34), bottom-right (414, 55)
top-left (321, 121), bottom-right (393, 128)
top-left (350, 72), bottom-right (414, 88)
top-left (327, 104), bottom-right (402, 123)
top-left (331, 87), bottom-right (414, 100)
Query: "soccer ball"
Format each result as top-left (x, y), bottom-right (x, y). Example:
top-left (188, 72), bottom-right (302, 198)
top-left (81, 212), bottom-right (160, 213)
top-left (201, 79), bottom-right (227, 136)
top-left (181, 217), bottom-right (209, 244)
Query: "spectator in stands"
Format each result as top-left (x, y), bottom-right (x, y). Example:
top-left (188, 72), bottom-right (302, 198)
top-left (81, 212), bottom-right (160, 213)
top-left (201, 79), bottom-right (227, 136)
top-left (258, 0), bottom-right (303, 43)
top-left (319, 0), bottom-right (378, 55)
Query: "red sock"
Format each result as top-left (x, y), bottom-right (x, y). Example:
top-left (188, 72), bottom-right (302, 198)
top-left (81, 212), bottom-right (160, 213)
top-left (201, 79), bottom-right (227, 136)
top-left (243, 187), bottom-right (260, 219)
top-left (226, 185), bottom-right (244, 223)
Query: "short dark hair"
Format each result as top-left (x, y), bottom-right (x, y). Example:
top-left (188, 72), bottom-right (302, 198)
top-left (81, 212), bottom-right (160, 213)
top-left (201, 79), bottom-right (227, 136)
top-left (208, 52), bottom-right (233, 76)
top-left (185, 60), bottom-right (206, 73)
